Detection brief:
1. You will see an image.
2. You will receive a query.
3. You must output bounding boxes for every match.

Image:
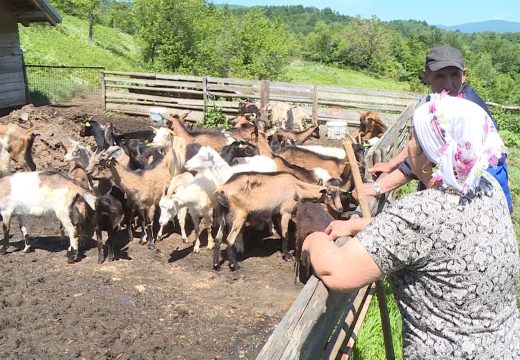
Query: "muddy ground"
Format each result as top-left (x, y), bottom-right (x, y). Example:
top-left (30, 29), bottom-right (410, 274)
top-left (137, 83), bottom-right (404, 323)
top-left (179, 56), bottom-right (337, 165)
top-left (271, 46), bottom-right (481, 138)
top-left (0, 101), bottom-right (312, 360)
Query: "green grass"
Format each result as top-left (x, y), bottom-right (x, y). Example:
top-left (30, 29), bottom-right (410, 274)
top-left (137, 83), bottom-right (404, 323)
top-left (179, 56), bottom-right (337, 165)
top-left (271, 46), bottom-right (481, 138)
top-left (19, 15), bottom-right (141, 70)
top-left (284, 60), bottom-right (412, 92)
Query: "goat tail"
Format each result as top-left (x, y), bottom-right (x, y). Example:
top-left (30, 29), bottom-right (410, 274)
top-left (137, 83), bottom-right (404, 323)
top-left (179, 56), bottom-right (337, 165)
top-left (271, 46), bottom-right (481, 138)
top-left (25, 132), bottom-right (39, 171)
top-left (215, 190), bottom-right (229, 209)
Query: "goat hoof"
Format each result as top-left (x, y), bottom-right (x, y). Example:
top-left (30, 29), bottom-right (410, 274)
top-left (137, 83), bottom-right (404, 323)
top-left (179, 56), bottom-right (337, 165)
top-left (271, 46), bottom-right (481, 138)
top-left (22, 246), bottom-right (33, 253)
top-left (147, 243), bottom-right (155, 250)
top-left (283, 253), bottom-right (294, 262)
top-left (67, 249), bottom-right (78, 264)
top-left (229, 263), bottom-right (242, 272)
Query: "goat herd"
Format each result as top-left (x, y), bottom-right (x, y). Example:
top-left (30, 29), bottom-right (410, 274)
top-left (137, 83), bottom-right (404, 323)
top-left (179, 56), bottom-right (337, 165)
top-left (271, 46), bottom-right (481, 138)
top-left (0, 105), bottom-right (387, 282)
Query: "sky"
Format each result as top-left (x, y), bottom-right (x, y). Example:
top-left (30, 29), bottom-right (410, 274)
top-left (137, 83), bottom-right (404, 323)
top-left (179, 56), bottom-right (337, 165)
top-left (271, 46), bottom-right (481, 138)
top-left (210, 0), bottom-right (520, 26)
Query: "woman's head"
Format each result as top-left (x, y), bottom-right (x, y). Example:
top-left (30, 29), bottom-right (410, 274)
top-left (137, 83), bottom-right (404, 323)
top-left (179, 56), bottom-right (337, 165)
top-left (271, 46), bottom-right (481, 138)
top-left (411, 93), bottom-right (506, 194)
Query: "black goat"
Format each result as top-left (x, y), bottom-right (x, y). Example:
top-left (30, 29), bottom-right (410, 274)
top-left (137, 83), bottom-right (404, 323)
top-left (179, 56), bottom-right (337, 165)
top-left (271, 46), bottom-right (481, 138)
top-left (94, 191), bottom-right (125, 264)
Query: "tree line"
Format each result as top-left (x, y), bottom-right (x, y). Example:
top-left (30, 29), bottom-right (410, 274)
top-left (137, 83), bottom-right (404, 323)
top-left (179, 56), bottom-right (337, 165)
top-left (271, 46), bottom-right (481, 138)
top-left (48, 0), bottom-right (520, 110)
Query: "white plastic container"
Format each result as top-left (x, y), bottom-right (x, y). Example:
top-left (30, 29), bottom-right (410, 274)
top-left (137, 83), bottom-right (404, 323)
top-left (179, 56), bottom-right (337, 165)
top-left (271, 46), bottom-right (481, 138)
top-left (149, 107), bottom-right (169, 126)
top-left (326, 120), bottom-right (348, 140)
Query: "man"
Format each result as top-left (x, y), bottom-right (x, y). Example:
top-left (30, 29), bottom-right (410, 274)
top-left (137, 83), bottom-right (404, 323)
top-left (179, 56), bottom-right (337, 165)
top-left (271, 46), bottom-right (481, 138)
top-left (357, 45), bottom-right (513, 213)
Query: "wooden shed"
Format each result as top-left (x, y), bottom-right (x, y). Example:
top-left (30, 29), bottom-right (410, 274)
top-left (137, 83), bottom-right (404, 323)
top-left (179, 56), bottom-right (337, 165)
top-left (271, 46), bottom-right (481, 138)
top-left (0, 0), bottom-right (61, 111)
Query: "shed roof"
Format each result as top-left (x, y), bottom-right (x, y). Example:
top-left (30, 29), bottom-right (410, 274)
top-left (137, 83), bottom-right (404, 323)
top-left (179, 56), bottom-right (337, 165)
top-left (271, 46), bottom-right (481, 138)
top-left (4, 0), bottom-right (62, 26)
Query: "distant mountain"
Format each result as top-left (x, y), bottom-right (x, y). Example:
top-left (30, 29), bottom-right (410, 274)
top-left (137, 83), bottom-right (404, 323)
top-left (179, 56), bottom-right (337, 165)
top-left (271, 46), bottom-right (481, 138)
top-left (436, 20), bottom-right (520, 33)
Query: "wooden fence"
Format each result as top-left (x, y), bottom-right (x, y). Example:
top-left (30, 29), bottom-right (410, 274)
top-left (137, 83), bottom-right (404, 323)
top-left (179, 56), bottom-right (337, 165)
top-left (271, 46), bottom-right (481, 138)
top-left (255, 103), bottom-right (415, 360)
top-left (102, 71), bottom-right (419, 129)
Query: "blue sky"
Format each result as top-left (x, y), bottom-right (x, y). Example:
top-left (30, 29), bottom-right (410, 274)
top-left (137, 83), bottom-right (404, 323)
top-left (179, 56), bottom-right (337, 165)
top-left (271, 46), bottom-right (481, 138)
top-left (210, 0), bottom-right (520, 26)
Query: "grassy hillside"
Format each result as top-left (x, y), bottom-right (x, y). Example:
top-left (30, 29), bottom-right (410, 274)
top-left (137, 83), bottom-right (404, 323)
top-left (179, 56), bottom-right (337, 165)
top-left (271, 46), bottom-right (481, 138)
top-left (285, 61), bottom-right (413, 91)
top-left (19, 15), bottom-right (141, 70)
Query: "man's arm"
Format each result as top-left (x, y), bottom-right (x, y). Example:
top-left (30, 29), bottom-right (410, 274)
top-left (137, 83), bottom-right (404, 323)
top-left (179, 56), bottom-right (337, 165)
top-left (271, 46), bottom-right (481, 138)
top-left (369, 147), bottom-right (409, 175)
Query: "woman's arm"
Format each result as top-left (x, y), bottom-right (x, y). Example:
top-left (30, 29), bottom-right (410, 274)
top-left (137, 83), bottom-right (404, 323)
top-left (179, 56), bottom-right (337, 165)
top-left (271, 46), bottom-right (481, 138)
top-left (302, 232), bottom-right (383, 292)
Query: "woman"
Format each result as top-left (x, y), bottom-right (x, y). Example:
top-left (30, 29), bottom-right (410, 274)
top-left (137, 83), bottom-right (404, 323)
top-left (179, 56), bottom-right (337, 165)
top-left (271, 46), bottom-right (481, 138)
top-left (302, 94), bottom-right (520, 359)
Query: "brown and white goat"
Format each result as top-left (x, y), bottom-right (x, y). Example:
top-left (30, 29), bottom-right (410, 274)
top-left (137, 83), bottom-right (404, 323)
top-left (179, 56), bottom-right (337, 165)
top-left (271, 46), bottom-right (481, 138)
top-left (213, 172), bottom-right (343, 271)
top-left (0, 122), bottom-right (38, 171)
top-left (0, 170), bottom-right (96, 263)
top-left (269, 123), bottom-right (320, 146)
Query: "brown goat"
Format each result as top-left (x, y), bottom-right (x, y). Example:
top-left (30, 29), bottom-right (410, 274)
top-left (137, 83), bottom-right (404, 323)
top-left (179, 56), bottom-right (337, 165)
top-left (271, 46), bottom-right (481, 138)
top-left (0, 122), bottom-right (38, 171)
top-left (292, 202), bottom-right (333, 283)
top-left (349, 111), bottom-right (388, 143)
top-left (213, 171), bottom-right (343, 271)
top-left (269, 124), bottom-right (320, 146)
top-left (163, 112), bottom-right (231, 152)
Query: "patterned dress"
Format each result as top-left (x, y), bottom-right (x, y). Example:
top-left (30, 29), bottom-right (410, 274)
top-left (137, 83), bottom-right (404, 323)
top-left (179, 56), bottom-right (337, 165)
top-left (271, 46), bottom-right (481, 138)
top-left (357, 173), bottom-right (520, 359)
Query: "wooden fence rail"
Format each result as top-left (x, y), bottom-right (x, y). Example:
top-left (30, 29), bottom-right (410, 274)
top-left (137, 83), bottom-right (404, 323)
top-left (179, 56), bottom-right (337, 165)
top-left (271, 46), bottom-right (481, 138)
top-left (102, 71), bottom-right (419, 129)
top-left (255, 103), bottom-right (415, 360)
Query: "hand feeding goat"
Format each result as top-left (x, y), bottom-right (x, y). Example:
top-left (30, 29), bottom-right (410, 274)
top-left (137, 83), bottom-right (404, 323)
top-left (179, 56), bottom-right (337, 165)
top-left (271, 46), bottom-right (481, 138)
top-left (213, 172), bottom-right (344, 271)
top-left (0, 170), bottom-right (96, 263)
top-left (349, 111), bottom-right (388, 144)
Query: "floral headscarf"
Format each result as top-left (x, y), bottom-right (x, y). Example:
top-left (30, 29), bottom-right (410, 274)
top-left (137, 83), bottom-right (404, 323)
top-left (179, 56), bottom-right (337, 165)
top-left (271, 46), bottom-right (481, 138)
top-left (413, 93), bottom-right (507, 195)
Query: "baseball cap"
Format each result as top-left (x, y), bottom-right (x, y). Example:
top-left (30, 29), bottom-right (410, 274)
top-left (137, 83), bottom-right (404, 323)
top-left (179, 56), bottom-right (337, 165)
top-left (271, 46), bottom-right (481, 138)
top-left (425, 46), bottom-right (464, 71)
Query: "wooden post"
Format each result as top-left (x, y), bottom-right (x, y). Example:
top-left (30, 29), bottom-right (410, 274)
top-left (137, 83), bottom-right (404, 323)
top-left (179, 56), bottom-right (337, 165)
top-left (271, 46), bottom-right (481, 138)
top-left (202, 76), bottom-right (208, 109)
top-left (312, 84), bottom-right (318, 126)
top-left (260, 80), bottom-right (270, 123)
top-left (343, 138), bottom-right (395, 360)
top-left (100, 70), bottom-right (106, 110)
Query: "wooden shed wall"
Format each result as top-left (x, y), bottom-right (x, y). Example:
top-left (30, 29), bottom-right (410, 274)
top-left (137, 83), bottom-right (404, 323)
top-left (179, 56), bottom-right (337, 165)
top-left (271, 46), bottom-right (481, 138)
top-left (0, 4), bottom-right (27, 110)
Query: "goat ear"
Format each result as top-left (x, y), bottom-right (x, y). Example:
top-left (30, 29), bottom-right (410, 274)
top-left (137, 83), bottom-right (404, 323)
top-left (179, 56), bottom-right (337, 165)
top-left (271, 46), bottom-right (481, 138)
top-left (162, 184), bottom-right (168, 197)
top-left (179, 111), bottom-right (191, 121)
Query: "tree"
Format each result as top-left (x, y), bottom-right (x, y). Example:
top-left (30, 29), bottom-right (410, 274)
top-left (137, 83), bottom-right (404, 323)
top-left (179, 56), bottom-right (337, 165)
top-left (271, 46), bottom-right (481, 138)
top-left (230, 8), bottom-right (294, 80)
top-left (303, 21), bottom-right (334, 63)
top-left (332, 16), bottom-right (390, 73)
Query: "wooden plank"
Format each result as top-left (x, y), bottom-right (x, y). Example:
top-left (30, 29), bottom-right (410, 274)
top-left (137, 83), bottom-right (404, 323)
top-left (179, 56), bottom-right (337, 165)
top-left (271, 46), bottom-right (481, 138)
top-left (0, 72), bottom-right (24, 84)
top-left (207, 76), bottom-right (258, 86)
top-left (0, 61), bottom-right (23, 73)
top-left (0, 54), bottom-right (23, 64)
top-left (105, 84), bottom-right (204, 97)
top-left (106, 103), bottom-right (205, 121)
top-left (0, 89), bottom-right (26, 109)
top-left (0, 80), bottom-right (25, 93)
top-left (104, 76), bottom-right (205, 90)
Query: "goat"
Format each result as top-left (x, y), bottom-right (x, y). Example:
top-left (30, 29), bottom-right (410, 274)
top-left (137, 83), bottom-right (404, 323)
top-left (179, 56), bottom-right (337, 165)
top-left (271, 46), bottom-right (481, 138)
top-left (158, 176), bottom-right (216, 253)
top-left (213, 172), bottom-right (344, 271)
top-left (238, 101), bottom-right (261, 119)
top-left (251, 128), bottom-right (335, 185)
top-left (220, 140), bottom-right (259, 164)
top-left (162, 112), bottom-right (233, 152)
top-left (156, 172), bottom-right (194, 241)
top-left (80, 119), bottom-right (155, 152)
top-left (94, 191), bottom-right (125, 264)
top-left (264, 102), bottom-right (294, 129)
top-left (0, 122), bottom-right (38, 171)
top-left (349, 111), bottom-right (388, 144)
top-left (289, 106), bottom-right (312, 130)
top-left (0, 170), bottom-right (96, 263)
top-left (90, 155), bottom-right (170, 249)
top-left (269, 124), bottom-right (320, 146)
top-left (61, 139), bottom-right (93, 190)
top-left (295, 145), bottom-right (346, 160)
top-left (292, 202), bottom-right (333, 283)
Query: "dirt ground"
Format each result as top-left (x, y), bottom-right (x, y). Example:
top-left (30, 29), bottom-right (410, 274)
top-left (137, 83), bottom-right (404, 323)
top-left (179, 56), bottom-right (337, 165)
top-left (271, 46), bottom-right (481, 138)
top-left (0, 101), bottom-right (305, 360)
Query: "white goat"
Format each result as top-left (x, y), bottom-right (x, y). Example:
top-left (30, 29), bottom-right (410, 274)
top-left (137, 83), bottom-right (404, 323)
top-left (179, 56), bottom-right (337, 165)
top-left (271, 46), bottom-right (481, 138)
top-left (158, 176), bottom-right (216, 253)
top-left (0, 171), bottom-right (96, 263)
top-left (157, 172), bottom-right (194, 241)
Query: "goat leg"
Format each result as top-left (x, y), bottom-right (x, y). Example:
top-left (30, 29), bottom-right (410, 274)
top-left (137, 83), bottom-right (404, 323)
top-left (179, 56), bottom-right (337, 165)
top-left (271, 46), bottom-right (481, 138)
top-left (18, 216), bottom-right (31, 253)
top-left (96, 229), bottom-right (104, 264)
top-left (227, 243), bottom-right (240, 271)
top-left (1, 213), bottom-right (12, 255)
top-left (213, 212), bottom-right (225, 270)
top-left (280, 213), bottom-right (293, 261)
top-left (107, 229), bottom-right (115, 262)
top-left (192, 216), bottom-right (201, 253)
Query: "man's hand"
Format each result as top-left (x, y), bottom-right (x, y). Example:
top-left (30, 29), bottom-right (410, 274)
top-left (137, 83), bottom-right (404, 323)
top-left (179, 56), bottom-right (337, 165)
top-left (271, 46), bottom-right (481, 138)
top-left (352, 182), bottom-right (376, 200)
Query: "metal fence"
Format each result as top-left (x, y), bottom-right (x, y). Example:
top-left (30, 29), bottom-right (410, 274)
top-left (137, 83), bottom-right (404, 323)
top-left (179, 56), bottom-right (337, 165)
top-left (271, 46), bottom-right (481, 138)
top-left (24, 65), bottom-right (104, 105)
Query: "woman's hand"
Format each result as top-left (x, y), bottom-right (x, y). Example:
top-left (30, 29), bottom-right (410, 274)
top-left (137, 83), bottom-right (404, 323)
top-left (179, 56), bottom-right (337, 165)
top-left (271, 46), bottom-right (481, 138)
top-left (325, 218), bottom-right (372, 240)
top-left (302, 231), bottom-right (334, 267)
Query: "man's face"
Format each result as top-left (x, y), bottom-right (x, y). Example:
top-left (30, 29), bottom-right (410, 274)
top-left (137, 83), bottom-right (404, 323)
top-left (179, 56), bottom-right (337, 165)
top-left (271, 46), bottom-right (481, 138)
top-left (423, 66), bottom-right (466, 96)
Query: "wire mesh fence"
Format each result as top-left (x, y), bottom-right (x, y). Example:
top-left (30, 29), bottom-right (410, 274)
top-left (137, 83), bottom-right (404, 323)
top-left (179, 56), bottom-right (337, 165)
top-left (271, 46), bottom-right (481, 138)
top-left (24, 65), bottom-right (104, 106)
